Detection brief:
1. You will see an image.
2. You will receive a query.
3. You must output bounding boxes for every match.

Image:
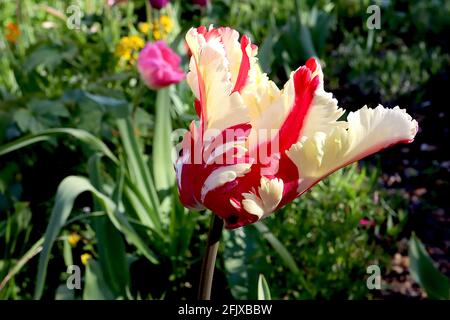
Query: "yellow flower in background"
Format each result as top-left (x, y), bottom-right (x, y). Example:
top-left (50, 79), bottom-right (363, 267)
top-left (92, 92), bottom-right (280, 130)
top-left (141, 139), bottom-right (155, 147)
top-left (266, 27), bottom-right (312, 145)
top-left (115, 35), bottom-right (145, 64)
top-left (121, 50), bottom-right (132, 61)
top-left (117, 16), bottom-right (174, 60)
top-left (141, 15), bottom-right (174, 41)
top-left (138, 22), bottom-right (151, 34)
top-left (68, 233), bottom-right (81, 247)
top-left (115, 38), bottom-right (131, 57)
top-left (159, 15), bottom-right (173, 33)
top-left (129, 35), bottom-right (145, 48)
top-left (81, 253), bottom-right (92, 266)
top-left (5, 22), bottom-right (20, 43)
top-left (153, 30), bottom-right (162, 40)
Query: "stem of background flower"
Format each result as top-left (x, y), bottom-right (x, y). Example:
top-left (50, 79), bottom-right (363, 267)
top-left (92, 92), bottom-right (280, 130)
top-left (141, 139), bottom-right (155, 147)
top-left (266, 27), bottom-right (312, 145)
top-left (198, 214), bottom-right (224, 300)
top-left (144, 0), bottom-right (152, 25)
top-left (294, 0), bottom-right (302, 26)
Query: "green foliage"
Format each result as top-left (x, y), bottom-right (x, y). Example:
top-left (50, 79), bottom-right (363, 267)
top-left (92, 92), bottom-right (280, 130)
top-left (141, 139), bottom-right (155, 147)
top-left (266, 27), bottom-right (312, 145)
top-left (83, 259), bottom-right (116, 300)
top-left (222, 164), bottom-right (407, 299)
top-left (223, 225), bottom-right (264, 299)
top-left (409, 234), bottom-right (450, 300)
top-left (257, 274), bottom-right (271, 300)
top-left (328, 34), bottom-right (450, 103)
top-left (0, 119), bottom-right (200, 298)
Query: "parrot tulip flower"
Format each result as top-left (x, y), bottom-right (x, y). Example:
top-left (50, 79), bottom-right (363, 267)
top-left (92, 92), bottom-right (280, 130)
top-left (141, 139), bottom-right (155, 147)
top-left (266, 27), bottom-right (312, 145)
top-left (175, 26), bottom-right (418, 229)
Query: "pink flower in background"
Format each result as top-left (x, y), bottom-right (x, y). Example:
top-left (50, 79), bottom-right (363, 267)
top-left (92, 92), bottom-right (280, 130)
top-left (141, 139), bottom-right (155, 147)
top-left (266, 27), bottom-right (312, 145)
top-left (192, 0), bottom-right (209, 7)
top-left (149, 0), bottom-right (169, 10)
top-left (359, 218), bottom-right (376, 227)
top-left (137, 41), bottom-right (185, 89)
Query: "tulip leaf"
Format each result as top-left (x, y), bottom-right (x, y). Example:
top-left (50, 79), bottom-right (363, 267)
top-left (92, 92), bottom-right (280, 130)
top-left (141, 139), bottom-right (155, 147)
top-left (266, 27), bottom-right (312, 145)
top-left (83, 91), bottom-right (129, 118)
top-left (409, 233), bottom-right (450, 299)
top-left (55, 284), bottom-right (75, 300)
top-left (258, 19), bottom-right (279, 73)
top-left (13, 99), bottom-right (69, 134)
top-left (117, 118), bottom-right (162, 229)
top-left (34, 176), bottom-right (158, 299)
top-left (152, 88), bottom-right (175, 212)
top-left (253, 221), bottom-right (300, 274)
top-left (309, 6), bottom-right (334, 56)
top-left (93, 216), bottom-right (131, 298)
top-left (0, 128), bottom-right (118, 164)
top-left (83, 259), bottom-right (115, 300)
top-left (88, 155), bottom-right (131, 298)
top-left (223, 226), bottom-right (267, 299)
top-left (122, 182), bottom-right (162, 232)
top-left (257, 274), bottom-right (272, 300)
top-left (24, 43), bottom-right (77, 73)
top-left (0, 237), bottom-right (44, 292)
top-left (62, 238), bottom-right (73, 267)
top-left (253, 222), bottom-right (315, 294)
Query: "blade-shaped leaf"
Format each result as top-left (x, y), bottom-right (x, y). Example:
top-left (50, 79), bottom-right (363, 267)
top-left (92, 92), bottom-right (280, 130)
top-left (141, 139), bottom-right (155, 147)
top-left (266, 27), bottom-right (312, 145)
top-left (253, 222), bottom-right (315, 295)
top-left (88, 154), bottom-right (131, 297)
top-left (223, 226), bottom-right (267, 299)
top-left (82, 259), bottom-right (115, 300)
top-left (93, 217), bottom-right (131, 297)
top-left (409, 234), bottom-right (450, 299)
top-left (257, 274), bottom-right (272, 300)
top-left (34, 176), bottom-right (158, 299)
top-left (258, 19), bottom-right (279, 73)
top-left (117, 118), bottom-right (162, 229)
top-left (0, 237), bottom-right (44, 292)
top-left (0, 128), bottom-right (118, 164)
top-left (153, 88), bottom-right (175, 193)
top-left (253, 222), bottom-right (300, 274)
top-left (62, 238), bottom-right (73, 267)
top-left (168, 186), bottom-right (196, 258)
top-left (55, 284), bottom-right (75, 300)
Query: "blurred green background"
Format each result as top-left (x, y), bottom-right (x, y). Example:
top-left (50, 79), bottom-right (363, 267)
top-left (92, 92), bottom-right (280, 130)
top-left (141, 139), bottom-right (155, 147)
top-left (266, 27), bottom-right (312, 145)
top-left (0, 0), bottom-right (449, 300)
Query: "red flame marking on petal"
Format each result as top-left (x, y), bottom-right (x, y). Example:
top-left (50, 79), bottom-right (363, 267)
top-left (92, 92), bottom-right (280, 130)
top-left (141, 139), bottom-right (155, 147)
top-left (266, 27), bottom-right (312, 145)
top-left (232, 35), bottom-right (251, 93)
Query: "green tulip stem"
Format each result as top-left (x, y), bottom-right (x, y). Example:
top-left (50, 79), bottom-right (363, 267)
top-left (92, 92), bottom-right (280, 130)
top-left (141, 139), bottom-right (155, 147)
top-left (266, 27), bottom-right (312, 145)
top-left (198, 214), bottom-right (224, 300)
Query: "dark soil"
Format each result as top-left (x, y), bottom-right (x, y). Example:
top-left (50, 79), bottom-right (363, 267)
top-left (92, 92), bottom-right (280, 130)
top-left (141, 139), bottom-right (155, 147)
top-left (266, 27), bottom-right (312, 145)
top-left (375, 66), bottom-right (450, 298)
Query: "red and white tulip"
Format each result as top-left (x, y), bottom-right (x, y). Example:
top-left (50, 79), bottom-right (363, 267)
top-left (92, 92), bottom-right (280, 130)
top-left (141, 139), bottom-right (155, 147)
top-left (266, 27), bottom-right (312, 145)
top-left (175, 26), bottom-right (418, 229)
